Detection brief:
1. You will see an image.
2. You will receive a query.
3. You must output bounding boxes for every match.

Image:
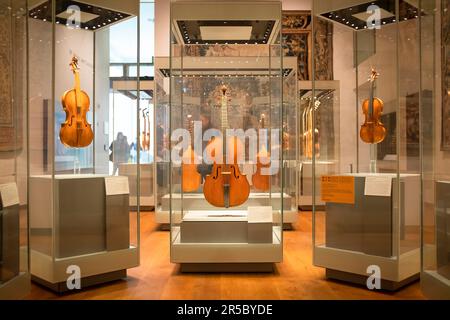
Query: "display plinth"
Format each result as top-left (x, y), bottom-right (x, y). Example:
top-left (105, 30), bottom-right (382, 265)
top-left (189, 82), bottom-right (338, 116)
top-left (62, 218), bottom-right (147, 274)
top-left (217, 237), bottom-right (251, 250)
top-left (29, 174), bottom-right (138, 292)
top-left (299, 161), bottom-right (336, 210)
top-left (119, 163), bottom-right (155, 210)
top-left (0, 183), bottom-right (30, 299)
top-left (157, 193), bottom-right (296, 226)
top-left (315, 173), bottom-right (420, 290)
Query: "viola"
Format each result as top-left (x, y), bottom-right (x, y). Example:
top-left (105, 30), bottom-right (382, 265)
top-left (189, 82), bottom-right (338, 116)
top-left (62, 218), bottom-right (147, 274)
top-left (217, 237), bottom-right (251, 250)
top-left (203, 85), bottom-right (250, 208)
top-left (182, 115), bottom-right (201, 192)
top-left (60, 56), bottom-right (94, 148)
top-left (252, 113), bottom-right (270, 191)
top-left (140, 107), bottom-right (151, 151)
top-left (360, 68), bottom-right (386, 144)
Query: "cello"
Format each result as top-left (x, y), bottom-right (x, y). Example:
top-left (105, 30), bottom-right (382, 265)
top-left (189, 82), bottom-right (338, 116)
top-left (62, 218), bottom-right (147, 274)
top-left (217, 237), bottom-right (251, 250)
top-left (252, 113), bottom-right (270, 191)
top-left (181, 115), bottom-right (202, 192)
top-left (60, 56), bottom-right (94, 148)
top-left (203, 85), bottom-right (250, 208)
top-left (360, 68), bottom-right (386, 144)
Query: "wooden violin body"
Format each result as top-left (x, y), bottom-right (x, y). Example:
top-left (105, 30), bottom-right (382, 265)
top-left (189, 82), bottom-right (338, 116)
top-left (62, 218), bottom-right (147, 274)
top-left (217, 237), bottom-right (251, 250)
top-left (60, 56), bottom-right (94, 148)
top-left (359, 68), bottom-right (386, 144)
top-left (360, 97), bottom-right (386, 144)
top-left (182, 115), bottom-right (201, 192)
top-left (203, 136), bottom-right (250, 207)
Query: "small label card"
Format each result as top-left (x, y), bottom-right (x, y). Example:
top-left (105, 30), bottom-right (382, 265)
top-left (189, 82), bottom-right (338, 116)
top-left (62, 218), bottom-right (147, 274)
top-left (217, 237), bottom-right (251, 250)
top-left (364, 176), bottom-right (392, 197)
top-left (248, 206), bottom-right (273, 223)
top-left (0, 182), bottom-right (20, 208)
top-left (104, 176), bottom-right (129, 196)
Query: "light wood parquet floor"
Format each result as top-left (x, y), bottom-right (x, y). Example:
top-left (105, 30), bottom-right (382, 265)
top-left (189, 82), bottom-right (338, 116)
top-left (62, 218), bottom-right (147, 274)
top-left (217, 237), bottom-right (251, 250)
top-left (25, 212), bottom-right (425, 300)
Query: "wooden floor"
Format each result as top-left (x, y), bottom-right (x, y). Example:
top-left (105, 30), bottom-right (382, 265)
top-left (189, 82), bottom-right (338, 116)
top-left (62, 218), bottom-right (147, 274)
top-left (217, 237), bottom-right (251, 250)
top-left (25, 212), bottom-right (425, 300)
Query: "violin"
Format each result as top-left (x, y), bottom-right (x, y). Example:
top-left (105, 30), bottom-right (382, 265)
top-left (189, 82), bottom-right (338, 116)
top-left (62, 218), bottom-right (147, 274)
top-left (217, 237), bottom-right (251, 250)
top-left (203, 85), bottom-right (250, 208)
top-left (140, 107), bottom-right (151, 151)
top-left (60, 56), bottom-right (94, 148)
top-left (252, 114), bottom-right (270, 191)
top-left (360, 68), bottom-right (386, 144)
top-left (182, 115), bottom-right (202, 192)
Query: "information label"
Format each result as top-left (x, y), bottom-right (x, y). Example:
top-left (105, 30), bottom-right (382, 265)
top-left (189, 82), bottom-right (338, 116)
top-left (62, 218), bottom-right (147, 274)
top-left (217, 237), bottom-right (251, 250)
top-left (104, 176), bottom-right (129, 196)
top-left (0, 182), bottom-right (19, 208)
top-left (364, 176), bottom-right (392, 197)
top-left (321, 176), bottom-right (355, 204)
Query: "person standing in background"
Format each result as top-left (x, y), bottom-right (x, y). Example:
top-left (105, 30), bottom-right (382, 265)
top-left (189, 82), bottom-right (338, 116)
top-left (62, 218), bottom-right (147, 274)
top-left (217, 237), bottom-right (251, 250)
top-left (110, 132), bottom-right (131, 175)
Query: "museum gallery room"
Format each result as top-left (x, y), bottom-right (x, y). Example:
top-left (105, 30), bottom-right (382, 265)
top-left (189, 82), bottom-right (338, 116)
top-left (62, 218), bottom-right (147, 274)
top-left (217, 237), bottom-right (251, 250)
top-left (0, 0), bottom-right (449, 301)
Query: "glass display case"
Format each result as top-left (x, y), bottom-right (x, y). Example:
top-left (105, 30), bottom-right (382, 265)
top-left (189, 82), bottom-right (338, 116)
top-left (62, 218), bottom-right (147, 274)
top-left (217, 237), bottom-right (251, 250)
top-left (0, 0), bottom-right (30, 300)
top-left (169, 0), bottom-right (284, 271)
top-left (154, 56), bottom-right (172, 226)
top-left (298, 80), bottom-right (340, 210)
top-left (28, 0), bottom-right (140, 292)
top-left (421, 0), bottom-right (450, 299)
top-left (155, 58), bottom-right (298, 228)
top-left (313, 0), bottom-right (422, 290)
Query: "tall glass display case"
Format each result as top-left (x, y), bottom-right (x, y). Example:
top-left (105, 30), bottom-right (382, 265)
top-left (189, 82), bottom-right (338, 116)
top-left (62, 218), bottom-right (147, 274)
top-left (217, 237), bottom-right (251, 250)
top-left (169, 0), bottom-right (283, 271)
top-left (28, 0), bottom-right (140, 292)
top-left (313, 0), bottom-right (422, 290)
top-left (156, 58), bottom-right (298, 228)
top-left (0, 0), bottom-right (30, 300)
top-left (298, 80), bottom-right (340, 210)
top-left (154, 56), bottom-right (172, 226)
top-left (421, 0), bottom-right (450, 300)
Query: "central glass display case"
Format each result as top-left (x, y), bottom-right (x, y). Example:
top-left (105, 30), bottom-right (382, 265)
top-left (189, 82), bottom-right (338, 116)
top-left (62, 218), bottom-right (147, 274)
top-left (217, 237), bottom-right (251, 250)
top-left (169, 0), bottom-right (284, 271)
top-left (312, 0), bottom-right (422, 290)
top-left (155, 57), bottom-right (298, 228)
top-left (28, 0), bottom-right (140, 292)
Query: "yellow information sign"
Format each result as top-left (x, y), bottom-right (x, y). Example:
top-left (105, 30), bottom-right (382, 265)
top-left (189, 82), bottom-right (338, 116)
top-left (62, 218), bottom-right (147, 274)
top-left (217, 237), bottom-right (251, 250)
top-left (321, 176), bottom-right (355, 204)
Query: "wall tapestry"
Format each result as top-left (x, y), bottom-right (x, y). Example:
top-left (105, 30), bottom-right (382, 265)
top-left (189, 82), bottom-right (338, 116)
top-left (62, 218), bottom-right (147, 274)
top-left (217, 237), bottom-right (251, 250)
top-left (282, 10), bottom-right (333, 81)
top-left (0, 5), bottom-right (25, 152)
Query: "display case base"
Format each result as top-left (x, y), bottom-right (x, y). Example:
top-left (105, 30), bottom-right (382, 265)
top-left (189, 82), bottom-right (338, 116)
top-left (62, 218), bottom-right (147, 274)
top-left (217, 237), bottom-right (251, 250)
top-left (326, 269), bottom-right (419, 291)
top-left (298, 205), bottom-right (325, 211)
top-left (156, 205), bottom-right (298, 228)
top-left (32, 269), bottom-right (126, 294)
top-left (421, 270), bottom-right (450, 300)
top-left (180, 263), bottom-right (274, 273)
top-left (0, 273), bottom-right (30, 300)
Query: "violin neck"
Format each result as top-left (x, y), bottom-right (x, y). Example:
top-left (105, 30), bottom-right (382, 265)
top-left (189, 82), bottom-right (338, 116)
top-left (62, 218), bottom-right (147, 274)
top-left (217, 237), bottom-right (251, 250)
top-left (369, 79), bottom-right (375, 117)
top-left (221, 92), bottom-right (229, 164)
top-left (74, 70), bottom-right (81, 108)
